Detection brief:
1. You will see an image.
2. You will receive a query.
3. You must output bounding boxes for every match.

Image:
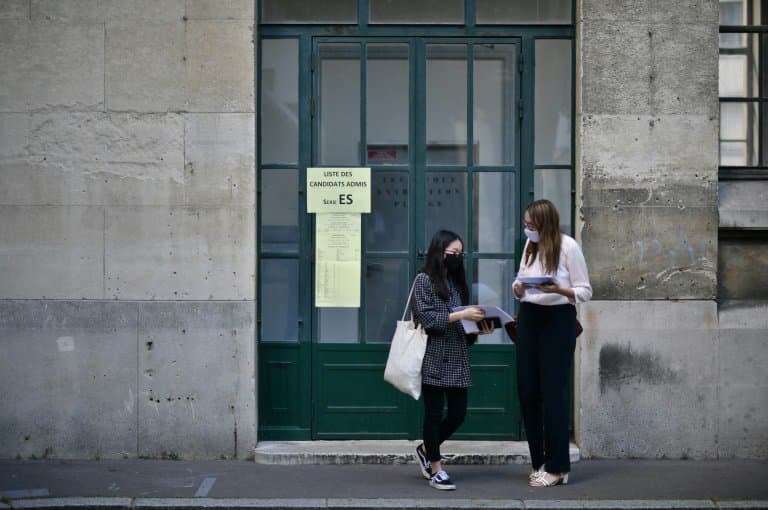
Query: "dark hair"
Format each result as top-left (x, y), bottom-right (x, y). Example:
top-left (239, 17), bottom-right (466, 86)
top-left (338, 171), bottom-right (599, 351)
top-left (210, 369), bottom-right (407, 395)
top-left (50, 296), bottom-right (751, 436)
top-left (420, 229), bottom-right (470, 305)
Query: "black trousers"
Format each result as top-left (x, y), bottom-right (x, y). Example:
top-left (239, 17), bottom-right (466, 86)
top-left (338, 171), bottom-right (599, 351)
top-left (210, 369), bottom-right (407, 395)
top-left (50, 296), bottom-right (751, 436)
top-left (422, 384), bottom-right (468, 462)
top-left (516, 302), bottom-right (576, 474)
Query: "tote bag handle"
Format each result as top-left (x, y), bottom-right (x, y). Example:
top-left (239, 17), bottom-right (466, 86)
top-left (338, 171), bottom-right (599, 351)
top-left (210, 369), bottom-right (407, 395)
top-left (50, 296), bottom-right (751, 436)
top-left (401, 278), bottom-right (419, 321)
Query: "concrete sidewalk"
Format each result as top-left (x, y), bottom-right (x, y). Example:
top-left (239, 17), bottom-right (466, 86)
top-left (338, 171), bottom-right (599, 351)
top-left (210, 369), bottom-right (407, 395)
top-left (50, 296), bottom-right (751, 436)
top-left (1, 441), bottom-right (767, 509)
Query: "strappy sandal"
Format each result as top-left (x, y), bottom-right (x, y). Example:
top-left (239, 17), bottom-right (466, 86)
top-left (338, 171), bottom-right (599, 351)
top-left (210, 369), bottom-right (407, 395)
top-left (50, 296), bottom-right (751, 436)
top-left (529, 466), bottom-right (545, 481)
top-left (529, 471), bottom-right (569, 487)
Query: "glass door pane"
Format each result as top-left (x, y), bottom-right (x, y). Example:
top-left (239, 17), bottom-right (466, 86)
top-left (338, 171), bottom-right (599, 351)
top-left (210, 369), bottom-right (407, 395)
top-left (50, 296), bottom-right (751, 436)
top-left (426, 44), bottom-right (468, 165)
top-left (261, 0), bottom-right (357, 24)
top-left (474, 44), bottom-right (517, 167)
top-left (476, 0), bottom-right (571, 24)
top-left (370, 0), bottom-right (464, 24)
top-left (316, 42), bottom-right (362, 342)
top-left (474, 172), bottom-right (517, 252)
top-left (534, 39), bottom-right (572, 165)
top-left (318, 43), bottom-right (361, 165)
top-left (425, 172), bottom-right (467, 243)
top-left (261, 39), bottom-right (299, 165)
top-left (366, 44), bottom-right (410, 166)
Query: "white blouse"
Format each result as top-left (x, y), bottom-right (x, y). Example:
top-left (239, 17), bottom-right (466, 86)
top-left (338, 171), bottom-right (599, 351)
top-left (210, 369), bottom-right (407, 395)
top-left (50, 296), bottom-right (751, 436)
top-left (513, 234), bottom-right (593, 306)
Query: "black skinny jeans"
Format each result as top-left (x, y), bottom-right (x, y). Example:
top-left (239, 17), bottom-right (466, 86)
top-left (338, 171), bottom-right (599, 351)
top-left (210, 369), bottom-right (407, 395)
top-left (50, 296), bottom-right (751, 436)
top-left (516, 302), bottom-right (577, 474)
top-left (422, 384), bottom-right (468, 462)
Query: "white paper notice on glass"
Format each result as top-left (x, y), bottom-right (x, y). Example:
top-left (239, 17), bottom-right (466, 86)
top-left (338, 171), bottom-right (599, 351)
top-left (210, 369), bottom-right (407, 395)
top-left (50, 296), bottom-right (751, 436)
top-left (315, 213), bottom-right (361, 308)
top-left (451, 305), bottom-right (515, 335)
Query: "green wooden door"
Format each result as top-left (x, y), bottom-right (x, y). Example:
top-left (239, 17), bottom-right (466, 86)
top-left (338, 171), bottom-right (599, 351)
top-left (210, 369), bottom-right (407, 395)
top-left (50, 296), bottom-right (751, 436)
top-left (310, 37), bottom-right (522, 439)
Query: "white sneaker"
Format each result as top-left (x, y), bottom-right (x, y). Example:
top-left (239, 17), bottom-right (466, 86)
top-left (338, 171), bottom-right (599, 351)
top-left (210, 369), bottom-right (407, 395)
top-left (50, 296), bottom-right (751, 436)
top-left (429, 470), bottom-right (456, 490)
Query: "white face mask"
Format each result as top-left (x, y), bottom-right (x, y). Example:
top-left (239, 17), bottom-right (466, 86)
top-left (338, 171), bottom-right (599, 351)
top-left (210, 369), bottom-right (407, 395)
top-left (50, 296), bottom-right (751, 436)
top-left (524, 228), bottom-right (540, 243)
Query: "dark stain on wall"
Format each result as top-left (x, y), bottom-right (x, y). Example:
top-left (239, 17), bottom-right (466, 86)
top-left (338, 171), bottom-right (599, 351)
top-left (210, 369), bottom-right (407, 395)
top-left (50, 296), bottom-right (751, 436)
top-left (599, 344), bottom-right (680, 393)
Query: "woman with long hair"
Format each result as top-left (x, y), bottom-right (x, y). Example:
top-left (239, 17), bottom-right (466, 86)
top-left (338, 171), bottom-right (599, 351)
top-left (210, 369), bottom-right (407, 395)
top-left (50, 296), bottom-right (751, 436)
top-left (512, 199), bottom-right (592, 487)
top-left (411, 229), bottom-right (494, 490)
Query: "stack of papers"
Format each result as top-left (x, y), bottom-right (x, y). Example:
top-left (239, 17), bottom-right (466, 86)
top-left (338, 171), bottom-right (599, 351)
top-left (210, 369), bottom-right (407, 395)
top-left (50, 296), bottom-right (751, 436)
top-left (451, 305), bottom-right (515, 334)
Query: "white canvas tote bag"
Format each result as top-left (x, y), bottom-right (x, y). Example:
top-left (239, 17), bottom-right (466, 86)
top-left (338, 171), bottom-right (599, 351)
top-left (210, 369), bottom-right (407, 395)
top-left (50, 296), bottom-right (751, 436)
top-left (383, 279), bottom-right (428, 400)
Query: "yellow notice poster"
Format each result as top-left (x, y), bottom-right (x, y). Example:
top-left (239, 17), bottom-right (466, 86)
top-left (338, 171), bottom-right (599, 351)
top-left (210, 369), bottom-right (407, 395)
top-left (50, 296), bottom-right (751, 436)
top-left (315, 213), bottom-right (361, 308)
top-left (307, 167), bottom-right (371, 213)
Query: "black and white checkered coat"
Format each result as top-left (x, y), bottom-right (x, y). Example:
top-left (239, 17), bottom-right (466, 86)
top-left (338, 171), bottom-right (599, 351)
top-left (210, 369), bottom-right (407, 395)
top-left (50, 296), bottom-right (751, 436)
top-left (411, 272), bottom-right (472, 388)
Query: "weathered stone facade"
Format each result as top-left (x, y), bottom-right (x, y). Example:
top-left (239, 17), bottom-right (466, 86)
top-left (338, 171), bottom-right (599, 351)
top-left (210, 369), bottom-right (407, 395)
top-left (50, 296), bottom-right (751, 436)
top-left (0, 0), bottom-right (256, 459)
top-left (1, 0), bottom-right (765, 460)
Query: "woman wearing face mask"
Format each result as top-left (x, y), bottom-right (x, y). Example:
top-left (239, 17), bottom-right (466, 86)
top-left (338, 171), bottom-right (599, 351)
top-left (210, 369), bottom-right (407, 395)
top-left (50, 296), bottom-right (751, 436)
top-left (411, 229), bottom-right (495, 490)
top-left (512, 199), bottom-right (592, 487)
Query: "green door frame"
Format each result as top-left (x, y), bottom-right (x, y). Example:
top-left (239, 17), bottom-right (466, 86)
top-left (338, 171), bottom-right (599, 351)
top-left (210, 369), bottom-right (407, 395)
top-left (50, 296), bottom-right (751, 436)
top-left (257, 6), bottom-right (576, 442)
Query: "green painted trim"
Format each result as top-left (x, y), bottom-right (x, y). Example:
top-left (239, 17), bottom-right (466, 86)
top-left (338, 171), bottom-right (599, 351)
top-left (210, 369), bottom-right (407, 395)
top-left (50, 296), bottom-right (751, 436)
top-left (259, 26), bottom-right (574, 37)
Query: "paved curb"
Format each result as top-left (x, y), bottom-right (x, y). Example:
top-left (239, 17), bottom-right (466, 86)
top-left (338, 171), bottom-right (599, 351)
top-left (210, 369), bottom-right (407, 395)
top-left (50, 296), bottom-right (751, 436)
top-left (3, 499), bottom-right (767, 510)
top-left (253, 441), bottom-right (581, 466)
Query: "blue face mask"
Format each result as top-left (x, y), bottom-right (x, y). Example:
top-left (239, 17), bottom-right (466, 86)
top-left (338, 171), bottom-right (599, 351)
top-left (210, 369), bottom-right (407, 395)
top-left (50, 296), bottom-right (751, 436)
top-left (524, 228), bottom-right (540, 243)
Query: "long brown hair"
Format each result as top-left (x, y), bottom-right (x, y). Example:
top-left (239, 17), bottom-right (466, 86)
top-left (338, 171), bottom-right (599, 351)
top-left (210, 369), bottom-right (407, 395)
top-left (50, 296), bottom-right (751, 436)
top-left (523, 199), bottom-right (562, 275)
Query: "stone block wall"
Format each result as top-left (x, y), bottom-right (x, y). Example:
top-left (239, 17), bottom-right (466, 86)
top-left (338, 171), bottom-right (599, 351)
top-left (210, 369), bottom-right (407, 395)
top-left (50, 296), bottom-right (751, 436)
top-left (0, 0), bottom-right (256, 459)
top-left (576, 0), bottom-right (768, 459)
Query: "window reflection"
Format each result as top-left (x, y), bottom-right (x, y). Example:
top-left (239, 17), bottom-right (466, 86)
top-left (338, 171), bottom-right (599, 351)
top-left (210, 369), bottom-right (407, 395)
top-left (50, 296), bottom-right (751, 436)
top-left (427, 45), bottom-right (468, 166)
top-left (319, 44), bottom-right (361, 165)
top-left (261, 259), bottom-right (299, 341)
top-left (534, 39), bottom-right (572, 165)
top-left (370, 0), bottom-right (463, 24)
top-left (425, 172), bottom-right (467, 244)
top-left (318, 308), bottom-right (358, 342)
top-left (718, 2), bottom-right (766, 168)
top-left (366, 44), bottom-right (409, 166)
top-left (367, 172), bottom-right (409, 251)
top-left (365, 259), bottom-right (409, 342)
top-left (474, 172), bottom-right (517, 253)
top-left (477, 0), bottom-right (571, 25)
top-left (472, 259), bottom-right (517, 344)
top-left (534, 169), bottom-right (572, 233)
top-left (261, 0), bottom-right (356, 24)
top-left (474, 44), bottom-right (517, 167)
top-left (261, 169), bottom-right (299, 253)
top-left (261, 39), bottom-right (298, 164)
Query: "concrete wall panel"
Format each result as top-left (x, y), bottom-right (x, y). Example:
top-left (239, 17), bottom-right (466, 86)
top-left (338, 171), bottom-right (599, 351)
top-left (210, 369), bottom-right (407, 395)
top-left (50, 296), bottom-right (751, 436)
top-left (137, 301), bottom-right (255, 459)
top-left (184, 113), bottom-right (255, 206)
top-left (576, 301), bottom-right (719, 459)
top-left (649, 23), bottom-right (718, 117)
top-left (0, 1), bottom-right (29, 19)
top-left (581, 114), bottom-right (718, 179)
top-left (717, 302), bottom-right (768, 458)
top-left (0, 21), bottom-right (104, 112)
top-left (0, 113), bottom-right (28, 161)
top-left (106, 22), bottom-right (186, 112)
top-left (580, 22), bottom-right (651, 115)
top-left (0, 206), bottom-right (104, 299)
top-left (717, 238), bottom-right (768, 300)
top-left (31, 0), bottom-right (184, 23)
top-left (580, 0), bottom-right (718, 23)
top-left (104, 207), bottom-right (255, 300)
top-left (186, 21), bottom-right (254, 113)
top-left (186, 0), bottom-right (254, 20)
top-left (719, 181), bottom-right (768, 229)
top-left (581, 204), bottom-right (716, 299)
top-left (0, 113), bottom-right (185, 206)
top-left (581, 22), bottom-right (717, 116)
top-left (0, 300), bottom-right (138, 459)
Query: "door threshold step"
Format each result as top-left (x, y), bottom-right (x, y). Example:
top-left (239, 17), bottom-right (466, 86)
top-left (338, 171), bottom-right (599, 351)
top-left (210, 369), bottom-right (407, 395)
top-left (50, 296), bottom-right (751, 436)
top-left (254, 440), bottom-right (580, 465)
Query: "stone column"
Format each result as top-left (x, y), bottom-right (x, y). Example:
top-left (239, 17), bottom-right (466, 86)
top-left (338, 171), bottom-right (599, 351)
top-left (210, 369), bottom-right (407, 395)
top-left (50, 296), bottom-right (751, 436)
top-left (575, 0), bottom-right (721, 458)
